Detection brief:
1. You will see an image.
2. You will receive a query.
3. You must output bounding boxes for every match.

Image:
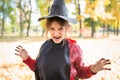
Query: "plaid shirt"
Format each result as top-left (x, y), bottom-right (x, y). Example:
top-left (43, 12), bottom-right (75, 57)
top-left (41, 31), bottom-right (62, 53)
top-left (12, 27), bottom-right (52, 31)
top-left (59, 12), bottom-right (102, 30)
top-left (23, 38), bottom-right (95, 80)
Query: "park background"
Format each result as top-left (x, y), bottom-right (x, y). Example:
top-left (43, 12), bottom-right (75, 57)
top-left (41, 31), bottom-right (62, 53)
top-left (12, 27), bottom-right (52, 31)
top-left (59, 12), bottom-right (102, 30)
top-left (0, 0), bottom-right (120, 80)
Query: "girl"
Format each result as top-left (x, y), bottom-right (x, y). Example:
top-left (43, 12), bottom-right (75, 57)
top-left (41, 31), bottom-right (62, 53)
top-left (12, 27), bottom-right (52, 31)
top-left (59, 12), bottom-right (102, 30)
top-left (15, 17), bottom-right (111, 80)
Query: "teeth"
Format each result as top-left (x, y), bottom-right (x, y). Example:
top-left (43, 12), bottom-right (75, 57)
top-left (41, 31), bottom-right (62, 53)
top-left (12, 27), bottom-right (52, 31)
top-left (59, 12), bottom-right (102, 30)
top-left (54, 37), bottom-right (60, 39)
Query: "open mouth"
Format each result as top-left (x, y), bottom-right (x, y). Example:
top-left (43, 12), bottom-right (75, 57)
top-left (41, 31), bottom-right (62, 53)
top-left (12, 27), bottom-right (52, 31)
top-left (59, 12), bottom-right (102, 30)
top-left (53, 36), bottom-right (61, 39)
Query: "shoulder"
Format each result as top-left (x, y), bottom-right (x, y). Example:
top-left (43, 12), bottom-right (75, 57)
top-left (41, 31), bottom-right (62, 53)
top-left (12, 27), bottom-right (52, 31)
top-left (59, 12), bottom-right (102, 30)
top-left (39, 39), bottom-right (52, 53)
top-left (41, 39), bottom-right (52, 48)
top-left (66, 38), bottom-right (79, 48)
top-left (37, 39), bottom-right (52, 58)
top-left (66, 38), bottom-right (83, 63)
top-left (66, 38), bottom-right (83, 56)
top-left (66, 38), bottom-right (76, 44)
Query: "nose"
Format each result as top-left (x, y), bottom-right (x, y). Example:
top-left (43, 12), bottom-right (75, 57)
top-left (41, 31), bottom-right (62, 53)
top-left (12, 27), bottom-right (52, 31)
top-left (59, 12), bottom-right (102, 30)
top-left (54, 31), bottom-right (59, 36)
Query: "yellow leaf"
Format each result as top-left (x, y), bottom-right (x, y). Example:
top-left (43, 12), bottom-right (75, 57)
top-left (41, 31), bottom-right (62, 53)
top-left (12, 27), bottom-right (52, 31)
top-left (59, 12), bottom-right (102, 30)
top-left (76, 15), bottom-right (82, 20)
top-left (40, 20), bottom-right (47, 29)
top-left (92, 0), bottom-right (98, 7)
top-left (104, 0), bottom-right (110, 6)
top-left (65, 0), bottom-right (72, 2)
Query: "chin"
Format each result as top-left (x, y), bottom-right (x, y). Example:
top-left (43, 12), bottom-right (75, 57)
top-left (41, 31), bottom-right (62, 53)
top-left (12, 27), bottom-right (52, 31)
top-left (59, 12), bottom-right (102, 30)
top-left (53, 39), bottom-right (62, 44)
top-left (53, 41), bottom-right (61, 44)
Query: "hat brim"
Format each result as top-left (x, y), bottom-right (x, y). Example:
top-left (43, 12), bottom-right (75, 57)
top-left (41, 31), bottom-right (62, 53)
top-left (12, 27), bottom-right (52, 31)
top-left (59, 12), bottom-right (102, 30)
top-left (38, 15), bottom-right (77, 24)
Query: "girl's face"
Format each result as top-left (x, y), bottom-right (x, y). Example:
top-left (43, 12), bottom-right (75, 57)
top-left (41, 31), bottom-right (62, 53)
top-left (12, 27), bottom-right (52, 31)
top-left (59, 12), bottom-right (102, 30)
top-left (49, 21), bottom-right (66, 44)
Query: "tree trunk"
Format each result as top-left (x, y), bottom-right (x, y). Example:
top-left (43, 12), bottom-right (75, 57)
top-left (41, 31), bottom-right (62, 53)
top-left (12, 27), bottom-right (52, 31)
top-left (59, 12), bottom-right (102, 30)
top-left (78, 0), bottom-right (82, 38)
top-left (102, 23), bottom-right (105, 37)
top-left (116, 21), bottom-right (119, 36)
top-left (113, 27), bottom-right (116, 36)
top-left (91, 19), bottom-right (95, 38)
top-left (27, 0), bottom-right (32, 37)
top-left (19, 0), bottom-right (23, 37)
top-left (107, 24), bottom-right (110, 37)
top-left (1, 0), bottom-right (5, 37)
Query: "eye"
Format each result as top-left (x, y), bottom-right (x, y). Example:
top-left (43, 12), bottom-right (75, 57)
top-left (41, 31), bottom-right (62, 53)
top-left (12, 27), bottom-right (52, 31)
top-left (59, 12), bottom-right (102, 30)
top-left (59, 27), bottom-right (63, 30)
top-left (49, 27), bottom-right (55, 31)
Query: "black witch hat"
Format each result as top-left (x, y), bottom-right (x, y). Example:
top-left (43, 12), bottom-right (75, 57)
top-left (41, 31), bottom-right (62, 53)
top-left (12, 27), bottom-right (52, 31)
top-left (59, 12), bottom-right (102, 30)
top-left (38, 0), bottom-right (77, 24)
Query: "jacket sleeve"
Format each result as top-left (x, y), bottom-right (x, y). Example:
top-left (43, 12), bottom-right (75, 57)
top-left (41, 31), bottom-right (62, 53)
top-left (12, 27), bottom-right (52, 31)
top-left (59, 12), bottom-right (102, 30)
top-left (23, 56), bottom-right (36, 71)
top-left (73, 44), bottom-right (96, 79)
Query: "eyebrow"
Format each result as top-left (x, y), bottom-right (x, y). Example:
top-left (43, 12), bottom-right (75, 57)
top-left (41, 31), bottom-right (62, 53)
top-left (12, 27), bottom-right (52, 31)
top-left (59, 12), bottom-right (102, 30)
top-left (49, 27), bottom-right (55, 30)
top-left (58, 27), bottom-right (63, 30)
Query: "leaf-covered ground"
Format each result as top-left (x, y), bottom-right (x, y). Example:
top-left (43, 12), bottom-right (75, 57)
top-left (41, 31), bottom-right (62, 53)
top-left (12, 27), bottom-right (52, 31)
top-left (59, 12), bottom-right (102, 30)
top-left (0, 36), bottom-right (120, 80)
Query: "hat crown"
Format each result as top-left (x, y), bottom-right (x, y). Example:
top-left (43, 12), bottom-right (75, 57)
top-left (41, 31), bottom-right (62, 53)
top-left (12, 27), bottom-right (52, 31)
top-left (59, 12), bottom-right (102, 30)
top-left (52, 0), bottom-right (65, 5)
top-left (49, 0), bottom-right (68, 17)
top-left (38, 0), bottom-right (77, 24)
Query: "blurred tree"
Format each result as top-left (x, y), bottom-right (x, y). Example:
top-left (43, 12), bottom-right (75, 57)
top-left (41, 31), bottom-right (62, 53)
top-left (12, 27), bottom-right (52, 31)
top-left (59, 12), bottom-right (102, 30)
top-left (36, 0), bottom-right (51, 37)
top-left (85, 0), bottom-right (98, 38)
top-left (74, 0), bottom-right (82, 37)
top-left (97, 16), bottom-right (106, 36)
top-left (0, 0), bottom-right (16, 37)
top-left (26, 0), bottom-right (32, 37)
top-left (16, 0), bottom-right (32, 37)
top-left (65, 0), bottom-right (82, 38)
top-left (17, 0), bottom-right (23, 36)
top-left (84, 17), bottom-right (101, 29)
top-left (0, 0), bottom-right (5, 37)
top-left (105, 0), bottom-right (120, 36)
